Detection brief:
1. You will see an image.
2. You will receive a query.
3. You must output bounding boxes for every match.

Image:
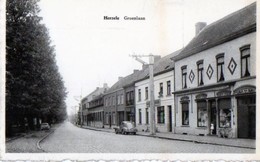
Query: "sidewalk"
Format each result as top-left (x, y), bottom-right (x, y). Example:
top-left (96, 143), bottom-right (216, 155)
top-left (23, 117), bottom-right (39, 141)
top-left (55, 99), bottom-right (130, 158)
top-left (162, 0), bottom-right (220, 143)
top-left (80, 125), bottom-right (255, 149)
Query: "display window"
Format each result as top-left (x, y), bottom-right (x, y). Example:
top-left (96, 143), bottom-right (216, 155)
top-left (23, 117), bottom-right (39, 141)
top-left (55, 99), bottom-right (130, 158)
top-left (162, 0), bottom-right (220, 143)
top-left (218, 99), bottom-right (231, 128)
top-left (197, 101), bottom-right (207, 127)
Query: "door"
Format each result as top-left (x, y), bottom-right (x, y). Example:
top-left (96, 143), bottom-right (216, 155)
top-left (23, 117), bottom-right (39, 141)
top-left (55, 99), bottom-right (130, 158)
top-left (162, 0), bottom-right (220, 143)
top-left (109, 114), bottom-right (112, 128)
top-left (210, 100), bottom-right (217, 135)
top-left (168, 106), bottom-right (172, 132)
top-left (237, 95), bottom-right (256, 139)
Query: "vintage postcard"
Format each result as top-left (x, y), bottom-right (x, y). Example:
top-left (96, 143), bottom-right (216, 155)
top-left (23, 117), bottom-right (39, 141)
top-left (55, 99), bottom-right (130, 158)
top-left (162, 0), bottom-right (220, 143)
top-left (0, 0), bottom-right (259, 161)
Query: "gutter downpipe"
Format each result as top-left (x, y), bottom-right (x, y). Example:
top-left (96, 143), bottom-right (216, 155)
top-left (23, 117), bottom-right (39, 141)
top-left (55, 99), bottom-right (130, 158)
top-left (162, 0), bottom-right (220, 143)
top-left (173, 66), bottom-right (176, 134)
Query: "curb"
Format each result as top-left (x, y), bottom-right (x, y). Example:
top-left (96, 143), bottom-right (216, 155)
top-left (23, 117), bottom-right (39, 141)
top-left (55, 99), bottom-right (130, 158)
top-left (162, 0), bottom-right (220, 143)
top-left (36, 130), bottom-right (55, 152)
top-left (80, 125), bottom-right (255, 150)
top-left (136, 134), bottom-right (255, 150)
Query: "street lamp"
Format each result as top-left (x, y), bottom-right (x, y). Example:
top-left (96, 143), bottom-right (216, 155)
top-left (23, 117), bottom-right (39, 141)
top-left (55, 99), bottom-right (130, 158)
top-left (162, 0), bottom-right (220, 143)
top-left (130, 53), bottom-right (159, 135)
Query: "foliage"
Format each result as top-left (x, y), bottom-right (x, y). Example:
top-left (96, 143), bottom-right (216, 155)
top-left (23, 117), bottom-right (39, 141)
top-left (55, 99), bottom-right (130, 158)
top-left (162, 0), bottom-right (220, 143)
top-left (6, 0), bottom-right (67, 135)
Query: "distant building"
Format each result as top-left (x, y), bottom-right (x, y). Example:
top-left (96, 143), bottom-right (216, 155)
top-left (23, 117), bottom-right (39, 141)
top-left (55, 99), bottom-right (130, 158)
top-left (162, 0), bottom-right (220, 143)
top-left (103, 70), bottom-right (141, 128)
top-left (81, 83), bottom-right (109, 127)
top-left (172, 2), bottom-right (256, 138)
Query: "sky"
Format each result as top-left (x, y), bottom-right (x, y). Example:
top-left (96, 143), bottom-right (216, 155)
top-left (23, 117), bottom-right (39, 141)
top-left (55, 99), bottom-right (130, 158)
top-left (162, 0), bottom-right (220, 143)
top-left (38, 0), bottom-right (255, 115)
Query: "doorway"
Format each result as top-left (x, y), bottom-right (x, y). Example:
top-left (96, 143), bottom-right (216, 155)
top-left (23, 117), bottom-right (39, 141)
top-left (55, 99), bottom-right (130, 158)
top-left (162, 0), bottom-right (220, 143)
top-left (168, 106), bottom-right (172, 132)
top-left (209, 100), bottom-right (217, 135)
top-left (237, 95), bottom-right (256, 139)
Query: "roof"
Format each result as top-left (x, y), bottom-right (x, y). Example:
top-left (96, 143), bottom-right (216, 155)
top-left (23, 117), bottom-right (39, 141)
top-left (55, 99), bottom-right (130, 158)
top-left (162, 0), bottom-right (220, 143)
top-left (135, 49), bottom-right (182, 83)
top-left (106, 71), bottom-right (141, 94)
top-left (173, 2), bottom-right (256, 61)
top-left (105, 49), bottom-right (181, 94)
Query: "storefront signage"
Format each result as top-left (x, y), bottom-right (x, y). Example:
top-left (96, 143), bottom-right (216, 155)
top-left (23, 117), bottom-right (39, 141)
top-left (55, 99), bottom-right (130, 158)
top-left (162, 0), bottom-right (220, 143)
top-left (195, 93), bottom-right (207, 100)
top-left (234, 85), bottom-right (256, 95)
top-left (146, 99), bottom-right (160, 107)
top-left (216, 90), bottom-right (231, 97)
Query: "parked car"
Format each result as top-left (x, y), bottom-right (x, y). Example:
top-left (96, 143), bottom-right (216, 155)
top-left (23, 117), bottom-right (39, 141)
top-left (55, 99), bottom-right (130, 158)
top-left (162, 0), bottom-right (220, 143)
top-left (40, 123), bottom-right (50, 130)
top-left (114, 121), bottom-right (137, 135)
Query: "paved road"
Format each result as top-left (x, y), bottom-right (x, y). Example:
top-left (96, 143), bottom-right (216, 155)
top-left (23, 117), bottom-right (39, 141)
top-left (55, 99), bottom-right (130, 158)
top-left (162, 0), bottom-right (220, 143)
top-left (41, 122), bottom-right (254, 153)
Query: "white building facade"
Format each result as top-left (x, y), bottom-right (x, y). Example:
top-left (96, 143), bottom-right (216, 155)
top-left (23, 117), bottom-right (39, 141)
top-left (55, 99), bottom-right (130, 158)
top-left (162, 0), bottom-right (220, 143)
top-left (134, 51), bottom-right (180, 132)
top-left (172, 3), bottom-right (256, 138)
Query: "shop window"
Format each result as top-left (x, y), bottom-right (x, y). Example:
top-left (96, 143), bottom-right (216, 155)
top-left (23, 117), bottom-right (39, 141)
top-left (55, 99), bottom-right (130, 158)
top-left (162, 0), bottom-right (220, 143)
top-left (145, 87), bottom-right (148, 100)
top-left (167, 80), bottom-right (171, 95)
top-left (218, 99), bottom-right (231, 128)
top-left (138, 109), bottom-right (142, 124)
top-left (240, 45), bottom-right (251, 77)
top-left (197, 101), bottom-right (207, 127)
top-left (146, 108), bottom-right (149, 124)
top-left (138, 89), bottom-right (141, 101)
top-left (197, 60), bottom-right (204, 86)
top-left (182, 102), bottom-right (189, 125)
top-left (181, 66), bottom-right (187, 89)
top-left (216, 54), bottom-right (225, 82)
top-left (157, 106), bottom-right (165, 124)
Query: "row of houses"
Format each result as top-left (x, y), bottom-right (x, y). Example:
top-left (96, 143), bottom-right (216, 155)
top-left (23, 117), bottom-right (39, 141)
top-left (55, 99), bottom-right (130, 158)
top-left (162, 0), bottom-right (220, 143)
top-left (79, 2), bottom-right (256, 139)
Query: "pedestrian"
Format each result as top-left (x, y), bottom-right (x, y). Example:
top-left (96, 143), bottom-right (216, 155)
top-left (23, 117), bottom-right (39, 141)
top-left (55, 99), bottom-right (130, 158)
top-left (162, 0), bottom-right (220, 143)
top-left (210, 123), bottom-right (214, 135)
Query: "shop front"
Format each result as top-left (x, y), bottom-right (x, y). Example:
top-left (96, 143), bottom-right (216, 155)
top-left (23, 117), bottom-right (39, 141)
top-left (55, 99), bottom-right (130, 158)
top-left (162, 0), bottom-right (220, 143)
top-left (175, 83), bottom-right (256, 139)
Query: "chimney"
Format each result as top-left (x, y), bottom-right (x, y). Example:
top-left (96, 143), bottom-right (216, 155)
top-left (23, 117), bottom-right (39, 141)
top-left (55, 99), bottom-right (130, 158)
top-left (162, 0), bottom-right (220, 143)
top-left (133, 69), bottom-right (139, 73)
top-left (154, 56), bottom-right (161, 63)
top-left (103, 83), bottom-right (108, 88)
top-left (118, 77), bottom-right (123, 80)
top-left (195, 22), bottom-right (207, 35)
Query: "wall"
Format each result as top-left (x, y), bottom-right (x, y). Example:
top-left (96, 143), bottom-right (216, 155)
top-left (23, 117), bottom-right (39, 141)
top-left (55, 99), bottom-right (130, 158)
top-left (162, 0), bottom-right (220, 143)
top-left (175, 33), bottom-right (256, 91)
top-left (135, 71), bottom-right (175, 132)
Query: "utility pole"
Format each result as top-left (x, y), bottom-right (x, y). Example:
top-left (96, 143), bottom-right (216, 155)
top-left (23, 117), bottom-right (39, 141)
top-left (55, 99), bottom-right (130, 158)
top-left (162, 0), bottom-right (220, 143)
top-left (130, 53), bottom-right (159, 135)
top-left (74, 90), bottom-right (83, 127)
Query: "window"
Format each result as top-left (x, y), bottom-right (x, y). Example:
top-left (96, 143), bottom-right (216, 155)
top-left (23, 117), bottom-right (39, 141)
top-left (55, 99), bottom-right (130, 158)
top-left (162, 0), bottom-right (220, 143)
top-left (181, 66), bottom-right (187, 89)
top-left (157, 106), bottom-right (165, 124)
top-left (112, 96), bottom-right (115, 105)
top-left (145, 87), bottom-right (148, 100)
top-left (219, 99), bottom-right (231, 128)
top-left (146, 108), bottom-right (149, 124)
top-left (216, 54), bottom-right (225, 82)
top-left (117, 95), bottom-right (120, 105)
top-left (182, 102), bottom-right (189, 125)
top-left (112, 112), bottom-right (116, 124)
top-left (130, 91), bottom-right (134, 104)
top-left (197, 60), bottom-right (204, 86)
top-left (159, 83), bottom-right (163, 96)
top-left (167, 81), bottom-right (171, 95)
top-left (121, 94), bottom-right (124, 104)
top-left (240, 45), bottom-right (251, 77)
top-left (197, 101), bottom-right (207, 127)
top-left (138, 109), bottom-right (142, 124)
top-left (138, 89), bottom-right (141, 101)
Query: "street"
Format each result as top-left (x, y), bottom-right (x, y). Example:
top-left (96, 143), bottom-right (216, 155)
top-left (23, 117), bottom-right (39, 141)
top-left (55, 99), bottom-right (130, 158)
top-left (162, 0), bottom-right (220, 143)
top-left (40, 122), bottom-right (254, 153)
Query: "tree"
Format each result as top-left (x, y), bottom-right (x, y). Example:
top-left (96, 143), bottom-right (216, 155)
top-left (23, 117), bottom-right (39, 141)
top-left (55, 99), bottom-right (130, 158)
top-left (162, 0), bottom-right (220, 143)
top-left (6, 0), bottom-right (67, 136)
